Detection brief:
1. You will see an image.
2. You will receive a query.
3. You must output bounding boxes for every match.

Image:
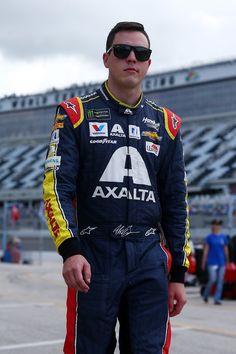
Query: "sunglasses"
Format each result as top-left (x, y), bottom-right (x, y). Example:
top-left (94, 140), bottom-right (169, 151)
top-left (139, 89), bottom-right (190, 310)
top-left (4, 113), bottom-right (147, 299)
top-left (107, 44), bottom-right (152, 62)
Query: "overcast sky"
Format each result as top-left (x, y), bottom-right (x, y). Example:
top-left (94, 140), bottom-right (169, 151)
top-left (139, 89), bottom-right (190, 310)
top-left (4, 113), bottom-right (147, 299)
top-left (0, 0), bottom-right (235, 98)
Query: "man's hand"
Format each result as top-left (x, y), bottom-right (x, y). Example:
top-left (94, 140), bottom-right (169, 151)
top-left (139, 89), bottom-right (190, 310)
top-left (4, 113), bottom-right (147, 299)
top-left (168, 282), bottom-right (187, 317)
top-left (62, 254), bottom-right (91, 293)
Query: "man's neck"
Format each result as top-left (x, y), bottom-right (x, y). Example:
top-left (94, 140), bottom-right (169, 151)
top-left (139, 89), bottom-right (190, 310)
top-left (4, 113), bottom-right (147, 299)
top-left (106, 80), bottom-right (142, 107)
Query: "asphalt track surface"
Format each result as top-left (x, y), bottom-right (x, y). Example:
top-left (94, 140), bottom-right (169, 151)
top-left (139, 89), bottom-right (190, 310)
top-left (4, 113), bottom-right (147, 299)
top-left (1, 259), bottom-right (236, 354)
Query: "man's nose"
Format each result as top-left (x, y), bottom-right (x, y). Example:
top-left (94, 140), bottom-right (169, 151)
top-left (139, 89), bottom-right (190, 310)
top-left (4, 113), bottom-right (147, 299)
top-left (126, 50), bottom-right (136, 62)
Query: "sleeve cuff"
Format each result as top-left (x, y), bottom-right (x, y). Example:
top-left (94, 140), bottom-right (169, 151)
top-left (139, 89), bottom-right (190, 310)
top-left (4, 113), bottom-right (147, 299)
top-left (169, 265), bottom-right (187, 283)
top-left (58, 237), bottom-right (81, 262)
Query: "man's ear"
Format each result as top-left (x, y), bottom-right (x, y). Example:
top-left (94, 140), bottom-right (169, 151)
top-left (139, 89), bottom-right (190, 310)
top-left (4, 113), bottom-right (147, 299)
top-left (103, 52), bottom-right (109, 68)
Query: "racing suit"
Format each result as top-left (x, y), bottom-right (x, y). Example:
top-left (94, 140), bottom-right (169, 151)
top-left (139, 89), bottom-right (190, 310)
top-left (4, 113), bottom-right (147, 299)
top-left (43, 81), bottom-right (190, 354)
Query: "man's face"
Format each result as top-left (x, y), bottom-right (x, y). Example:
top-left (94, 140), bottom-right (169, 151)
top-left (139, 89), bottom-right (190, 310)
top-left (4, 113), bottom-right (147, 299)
top-left (212, 223), bottom-right (221, 234)
top-left (103, 30), bottom-right (151, 90)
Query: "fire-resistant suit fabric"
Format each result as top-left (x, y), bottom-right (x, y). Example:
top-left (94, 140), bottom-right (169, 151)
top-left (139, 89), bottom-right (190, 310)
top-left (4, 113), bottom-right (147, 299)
top-left (43, 81), bottom-right (190, 353)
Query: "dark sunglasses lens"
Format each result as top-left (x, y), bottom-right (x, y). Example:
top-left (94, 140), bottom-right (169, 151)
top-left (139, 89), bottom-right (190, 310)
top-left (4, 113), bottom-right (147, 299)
top-left (134, 48), bottom-right (151, 61)
top-left (113, 45), bottom-right (131, 59)
top-left (112, 45), bottom-right (151, 61)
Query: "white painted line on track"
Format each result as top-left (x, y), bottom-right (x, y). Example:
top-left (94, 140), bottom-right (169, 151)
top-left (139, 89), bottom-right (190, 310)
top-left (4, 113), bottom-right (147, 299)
top-left (0, 302), bottom-right (54, 308)
top-left (172, 326), bottom-right (192, 332)
top-left (0, 339), bottom-right (64, 351)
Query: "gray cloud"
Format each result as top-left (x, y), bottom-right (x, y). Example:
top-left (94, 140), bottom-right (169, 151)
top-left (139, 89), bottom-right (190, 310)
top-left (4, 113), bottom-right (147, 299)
top-left (0, 0), bottom-right (236, 85)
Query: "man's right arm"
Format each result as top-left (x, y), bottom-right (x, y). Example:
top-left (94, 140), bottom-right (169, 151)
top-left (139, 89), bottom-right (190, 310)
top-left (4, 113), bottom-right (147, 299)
top-left (43, 105), bottom-right (91, 291)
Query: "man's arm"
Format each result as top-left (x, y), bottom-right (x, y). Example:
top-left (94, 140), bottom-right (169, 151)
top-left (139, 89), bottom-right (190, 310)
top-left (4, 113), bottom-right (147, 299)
top-left (158, 109), bottom-right (191, 315)
top-left (224, 244), bottom-right (229, 264)
top-left (43, 104), bottom-right (91, 292)
top-left (201, 243), bottom-right (209, 270)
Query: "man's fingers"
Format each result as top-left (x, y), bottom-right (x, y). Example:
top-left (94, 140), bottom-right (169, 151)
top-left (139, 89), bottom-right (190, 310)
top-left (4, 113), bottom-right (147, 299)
top-left (62, 255), bottom-right (91, 292)
top-left (169, 301), bottom-right (183, 317)
top-left (168, 282), bottom-right (187, 317)
top-left (168, 295), bottom-right (174, 314)
top-left (73, 267), bottom-right (90, 292)
top-left (83, 261), bottom-right (91, 284)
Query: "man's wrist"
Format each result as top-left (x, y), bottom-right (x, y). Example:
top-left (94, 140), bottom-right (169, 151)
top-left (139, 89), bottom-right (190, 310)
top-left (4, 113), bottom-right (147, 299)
top-left (58, 238), bottom-right (81, 262)
top-left (169, 265), bottom-right (187, 283)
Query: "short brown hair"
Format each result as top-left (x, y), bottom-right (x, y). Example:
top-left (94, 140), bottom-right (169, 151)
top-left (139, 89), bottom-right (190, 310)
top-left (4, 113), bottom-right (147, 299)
top-left (106, 21), bottom-right (151, 51)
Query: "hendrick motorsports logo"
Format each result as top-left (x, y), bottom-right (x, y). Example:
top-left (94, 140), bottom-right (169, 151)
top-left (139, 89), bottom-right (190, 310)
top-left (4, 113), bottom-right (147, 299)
top-left (142, 117), bottom-right (160, 131)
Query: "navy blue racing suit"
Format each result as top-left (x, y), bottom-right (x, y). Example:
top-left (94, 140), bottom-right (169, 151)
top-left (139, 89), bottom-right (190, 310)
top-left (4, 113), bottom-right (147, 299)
top-left (43, 82), bottom-right (190, 354)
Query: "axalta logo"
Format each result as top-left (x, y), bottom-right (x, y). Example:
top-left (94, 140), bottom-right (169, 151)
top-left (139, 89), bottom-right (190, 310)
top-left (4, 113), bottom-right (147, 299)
top-left (92, 146), bottom-right (156, 203)
top-left (142, 117), bottom-right (160, 131)
top-left (110, 124), bottom-right (126, 137)
top-left (45, 199), bottom-right (60, 238)
top-left (92, 186), bottom-right (155, 202)
top-left (89, 122), bottom-right (108, 137)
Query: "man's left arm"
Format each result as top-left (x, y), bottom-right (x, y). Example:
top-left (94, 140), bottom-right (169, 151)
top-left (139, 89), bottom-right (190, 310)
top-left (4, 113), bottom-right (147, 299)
top-left (158, 109), bottom-right (191, 316)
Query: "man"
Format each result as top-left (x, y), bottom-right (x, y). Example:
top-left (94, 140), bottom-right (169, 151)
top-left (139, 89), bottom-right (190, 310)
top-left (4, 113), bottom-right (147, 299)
top-left (43, 21), bottom-right (190, 354)
top-left (201, 219), bottom-right (229, 305)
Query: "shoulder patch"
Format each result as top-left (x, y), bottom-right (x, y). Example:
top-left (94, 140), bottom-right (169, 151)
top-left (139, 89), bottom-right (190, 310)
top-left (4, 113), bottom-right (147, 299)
top-left (60, 97), bottom-right (84, 128)
top-left (163, 107), bottom-right (182, 140)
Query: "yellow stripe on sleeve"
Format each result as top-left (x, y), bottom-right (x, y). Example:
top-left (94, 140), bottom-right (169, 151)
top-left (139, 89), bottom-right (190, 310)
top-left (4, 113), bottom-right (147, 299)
top-left (43, 170), bottom-right (73, 251)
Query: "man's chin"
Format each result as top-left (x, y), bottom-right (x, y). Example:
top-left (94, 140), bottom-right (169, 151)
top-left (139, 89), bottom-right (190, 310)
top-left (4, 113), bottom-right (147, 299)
top-left (121, 77), bottom-right (141, 90)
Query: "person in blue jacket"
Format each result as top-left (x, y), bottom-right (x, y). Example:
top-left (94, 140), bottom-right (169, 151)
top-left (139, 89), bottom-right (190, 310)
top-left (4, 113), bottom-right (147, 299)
top-left (43, 21), bottom-right (190, 354)
top-left (202, 219), bottom-right (229, 305)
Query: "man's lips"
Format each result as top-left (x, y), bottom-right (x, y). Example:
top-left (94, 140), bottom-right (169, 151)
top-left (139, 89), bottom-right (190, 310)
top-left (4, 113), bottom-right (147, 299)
top-left (124, 67), bottom-right (138, 73)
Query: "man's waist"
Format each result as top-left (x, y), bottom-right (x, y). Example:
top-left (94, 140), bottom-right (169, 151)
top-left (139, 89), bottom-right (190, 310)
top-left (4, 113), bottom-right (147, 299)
top-left (79, 224), bottom-right (160, 239)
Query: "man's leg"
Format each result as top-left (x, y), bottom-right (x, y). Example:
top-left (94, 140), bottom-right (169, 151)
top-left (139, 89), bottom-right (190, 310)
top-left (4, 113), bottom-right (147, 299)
top-left (118, 293), bottom-right (132, 354)
top-left (203, 266), bottom-right (217, 301)
top-left (125, 240), bottom-right (170, 354)
top-left (214, 266), bottom-right (225, 303)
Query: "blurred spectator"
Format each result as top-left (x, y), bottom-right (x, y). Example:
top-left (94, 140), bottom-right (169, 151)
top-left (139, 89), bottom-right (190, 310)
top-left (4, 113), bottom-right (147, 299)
top-left (1, 240), bottom-right (13, 263)
top-left (1, 237), bottom-right (22, 264)
top-left (11, 238), bottom-right (22, 263)
top-left (10, 204), bottom-right (20, 227)
top-left (201, 219), bottom-right (229, 305)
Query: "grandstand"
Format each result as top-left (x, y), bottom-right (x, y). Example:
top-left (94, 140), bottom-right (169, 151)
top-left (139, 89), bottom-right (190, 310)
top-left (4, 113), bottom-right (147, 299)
top-left (0, 59), bottom-right (236, 253)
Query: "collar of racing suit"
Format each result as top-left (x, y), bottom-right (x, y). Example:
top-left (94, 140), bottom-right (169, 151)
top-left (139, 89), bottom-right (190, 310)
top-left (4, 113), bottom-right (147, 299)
top-left (98, 81), bottom-right (145, 116)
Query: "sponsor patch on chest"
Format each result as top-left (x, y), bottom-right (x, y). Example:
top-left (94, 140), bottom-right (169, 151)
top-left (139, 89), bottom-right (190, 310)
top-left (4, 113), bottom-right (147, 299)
top-left (89, 122), bottom-right (108, 137)
top-left (146, 141), bottom-right (160, 156)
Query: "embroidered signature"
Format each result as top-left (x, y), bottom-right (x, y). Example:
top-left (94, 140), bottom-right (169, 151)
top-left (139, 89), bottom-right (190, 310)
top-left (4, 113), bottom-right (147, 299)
top-left (113, 225), bottom-right (140, 238)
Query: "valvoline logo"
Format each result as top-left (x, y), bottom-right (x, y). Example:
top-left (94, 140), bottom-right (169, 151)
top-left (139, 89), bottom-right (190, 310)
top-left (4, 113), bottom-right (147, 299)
top-left (89, 122), bottom-right (108, 137)
top-left (92, 124), bottom-right (106, 132)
